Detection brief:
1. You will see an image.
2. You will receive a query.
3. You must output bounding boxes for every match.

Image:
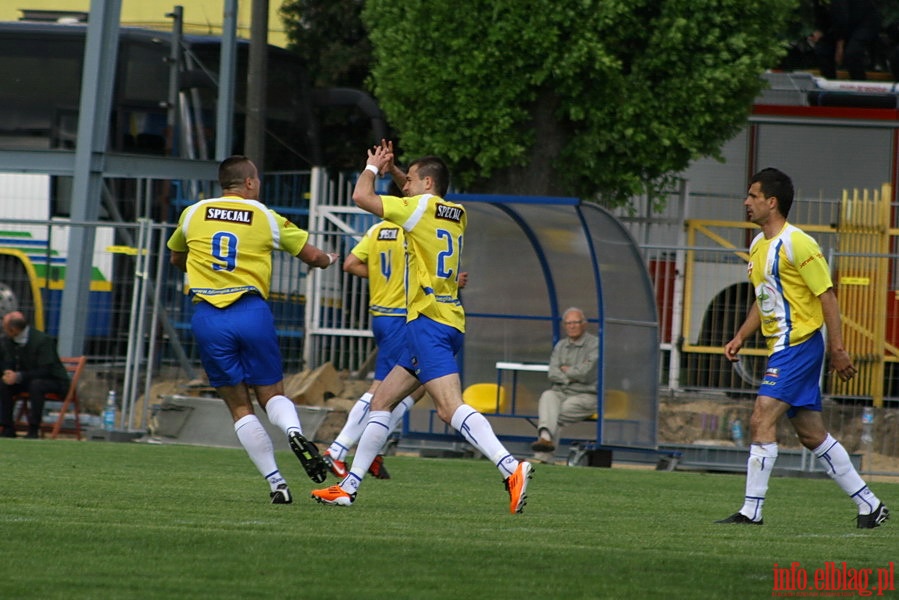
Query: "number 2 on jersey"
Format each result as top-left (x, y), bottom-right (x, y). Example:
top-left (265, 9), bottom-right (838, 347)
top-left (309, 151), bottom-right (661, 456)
top-left (436, 229), bottom-right (462, 280)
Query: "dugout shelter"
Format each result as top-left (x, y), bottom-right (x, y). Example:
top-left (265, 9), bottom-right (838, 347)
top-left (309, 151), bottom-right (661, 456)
top-left (400, 194), bottom-right (660, 456)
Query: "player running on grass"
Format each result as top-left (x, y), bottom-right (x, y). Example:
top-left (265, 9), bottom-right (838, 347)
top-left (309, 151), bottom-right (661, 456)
top-left (716, 167), bottom-right (888, 528)
top-left (321, 219), bottom-right (425, 480)
top-left (322, 145), bottom-right (467, 481)
top-left (168, 155), bottom-right (336, 504)
top-left (311, 143), bottom-right (533, 513)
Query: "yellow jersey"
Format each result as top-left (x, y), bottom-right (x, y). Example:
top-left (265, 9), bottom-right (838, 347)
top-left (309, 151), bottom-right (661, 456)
top-left (382, 193), bottom-right (466, 332)
top-left (351, 221), bottom-right (407, 317)
top-left (747, 222), bottom-right (833, 353)
top-left (167, 196), bottom-right (309, 308)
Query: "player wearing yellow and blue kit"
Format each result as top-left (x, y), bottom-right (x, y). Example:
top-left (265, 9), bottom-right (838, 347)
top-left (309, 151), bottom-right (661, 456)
top-left (312, 144), bottom-right (533, 513)
top-left (747, 223), bottom-right (833, 413)
top-left (717, 167), bottom-right (888, 528)
top-left (321, 220), bottom-right (425, 480)
top-left (168, 155), bottom-right (339, 504)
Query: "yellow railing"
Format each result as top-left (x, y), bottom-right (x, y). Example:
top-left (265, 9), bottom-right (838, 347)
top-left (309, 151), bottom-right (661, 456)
top-left (681, 184), bottom-right (894, 406)
top-left (832, 184), bottom-right (893, 406)
top-left (0, 248), bottom-right (45, 331)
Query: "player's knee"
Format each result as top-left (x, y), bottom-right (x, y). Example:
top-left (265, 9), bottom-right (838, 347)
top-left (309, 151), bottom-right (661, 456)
top-left (748, 412), bottom-right (775, 440)
top-left (797, 430), bottom-right (826, 450)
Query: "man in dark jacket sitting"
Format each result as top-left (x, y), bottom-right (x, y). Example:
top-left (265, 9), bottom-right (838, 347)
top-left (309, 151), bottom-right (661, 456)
top-left (0, 311), bottom-right (69, 438)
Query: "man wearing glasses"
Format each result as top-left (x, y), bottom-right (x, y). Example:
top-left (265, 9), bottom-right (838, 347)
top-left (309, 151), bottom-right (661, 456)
top-left (531, 307), bottom-right (599, 462)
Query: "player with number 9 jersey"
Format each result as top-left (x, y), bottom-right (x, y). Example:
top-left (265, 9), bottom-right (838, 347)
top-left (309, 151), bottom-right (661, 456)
top-left (167, 197), bottom-right (309, 308)
top-left (167, 155), bottom-right (338, 504)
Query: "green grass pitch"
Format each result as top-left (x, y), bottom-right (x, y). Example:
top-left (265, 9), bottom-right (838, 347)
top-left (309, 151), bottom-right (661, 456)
top-left (0, 439), bottom-right (894, 599)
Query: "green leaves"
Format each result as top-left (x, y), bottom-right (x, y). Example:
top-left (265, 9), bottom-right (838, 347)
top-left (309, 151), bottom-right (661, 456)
top-left (289, 0), bottom-right (797, 206)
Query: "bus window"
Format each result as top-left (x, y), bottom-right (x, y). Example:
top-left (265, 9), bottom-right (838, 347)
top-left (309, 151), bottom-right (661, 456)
top-left (0, 33), bottom-right (83, 150)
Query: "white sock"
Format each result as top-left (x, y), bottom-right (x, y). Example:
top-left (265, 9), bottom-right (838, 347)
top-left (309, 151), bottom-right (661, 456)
top-left (450, 404), bottom-right (519, 478)
top-left (329, 392), bottom-right (372, 461)
top-left (740, 442), bottom-right (777, 521)
top-left (342, 410), bottom-right (391, 494)
top-left (388, 395), bottom-right (415, 434)
top-left (264, 394), bottom-right (302, 436)
top-left (234, 414), bottom-right (285, 491)
top-left (813, 433), bottom-right (880, 514)
top-left (381, 395), bottom-right (414, 452)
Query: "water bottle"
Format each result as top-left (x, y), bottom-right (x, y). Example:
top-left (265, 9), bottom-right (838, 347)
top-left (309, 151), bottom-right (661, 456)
top-left (730, 418), bottom-right (744, 447)
top-left (103, 390), bottom-right (117, 432)
top-left (861, 406), bottom-right (874, 449)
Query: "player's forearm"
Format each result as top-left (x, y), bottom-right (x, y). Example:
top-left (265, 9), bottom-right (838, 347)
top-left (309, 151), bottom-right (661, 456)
top-left (298, 244), bottom-right (338, 269)
top-left (352, 169), bottom-right (385, 217)
top-left (819, 289), bottom-right (847, 352)
top-left (344, 264), bottom-right (368, 278)
top-left (725, 303), bottom-right (760, 360)
top-left (736, 303), bottom-right (761, 339)
top-left (170, 251), bottom-right (187, 272)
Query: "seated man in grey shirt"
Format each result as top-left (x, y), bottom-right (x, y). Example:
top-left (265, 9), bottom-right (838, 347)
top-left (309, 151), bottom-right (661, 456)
top-left (531, 307), bottom-right (599, 462)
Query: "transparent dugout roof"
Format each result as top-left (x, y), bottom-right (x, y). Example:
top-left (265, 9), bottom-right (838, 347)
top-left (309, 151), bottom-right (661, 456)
top-left (448, 194), bottom-right (659, 448)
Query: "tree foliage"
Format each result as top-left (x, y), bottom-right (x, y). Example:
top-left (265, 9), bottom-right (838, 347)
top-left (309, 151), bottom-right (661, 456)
top-left (279, 0), bottom-right (376, 169)
top-left (279, 0), bottom-right (370, 88)
top-left (363, 0), bottom-right (795, 205)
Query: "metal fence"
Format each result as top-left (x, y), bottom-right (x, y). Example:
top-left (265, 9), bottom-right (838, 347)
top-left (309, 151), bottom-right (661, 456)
top-left (627, 187), bottom-right (899, 471)
top-left (1, 170), bottom-right (897, 473)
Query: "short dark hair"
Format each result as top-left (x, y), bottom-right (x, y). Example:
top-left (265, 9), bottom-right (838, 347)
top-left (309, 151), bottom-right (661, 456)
top-left (218, 155), bottom-right (257, 190)
top-left (409, 156), bottom-right (450, 197)
top-left (750, 168), bottom-right (794, 218)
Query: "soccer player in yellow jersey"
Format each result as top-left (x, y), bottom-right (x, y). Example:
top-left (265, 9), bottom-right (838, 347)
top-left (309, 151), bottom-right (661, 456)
top-left (717, 168), bottom-right (888, 528)
top-left (312, 143), bottom-right (533, 513)
top-left (322, 148), bottom-right (469, 480)
top-left (167, 155), bottom-right (339, 504)
top-left (320, 220), bottom-right (425, 480)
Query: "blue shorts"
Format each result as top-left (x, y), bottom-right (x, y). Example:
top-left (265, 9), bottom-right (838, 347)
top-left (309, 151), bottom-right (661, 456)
top-left (191, 294), bottom-right (283, 388)
top-left (371, 315), bottom-right (411, 380)
top-left (758, 331), bottom-right (824, 417)
top-left (398, 315), bottom-right (463, 384)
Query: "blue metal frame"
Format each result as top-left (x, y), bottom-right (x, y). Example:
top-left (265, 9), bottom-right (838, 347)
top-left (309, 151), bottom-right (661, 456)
top-left (573, 204), bottom-right (606, 445)
top-left (449, 193), bottom-right (580, 343)
top-left (464, 197), bottom-right (607, 444)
